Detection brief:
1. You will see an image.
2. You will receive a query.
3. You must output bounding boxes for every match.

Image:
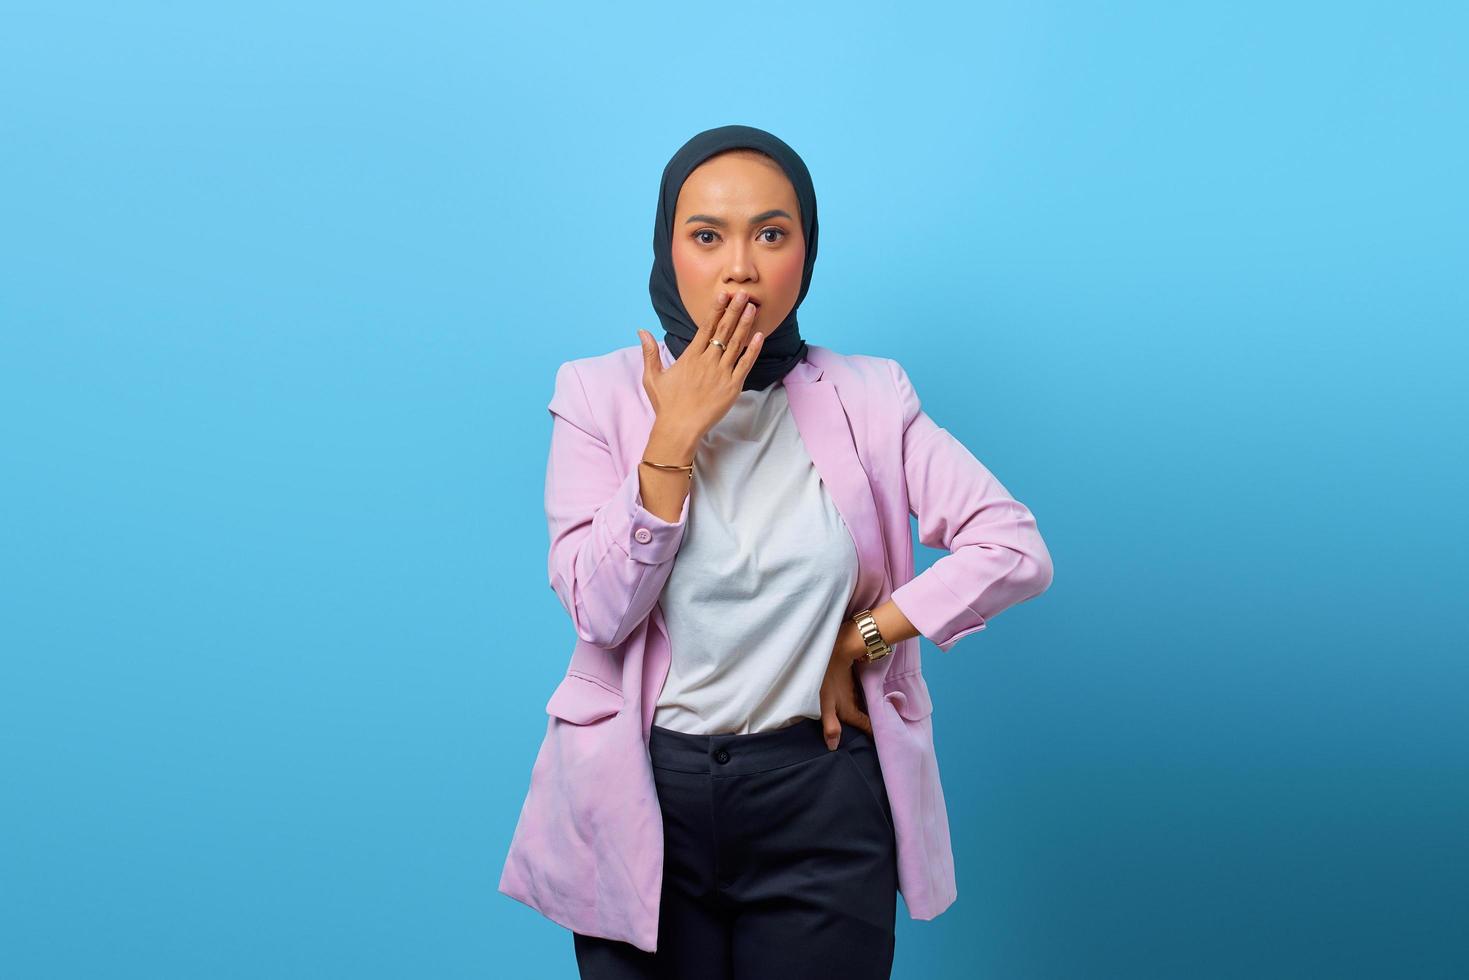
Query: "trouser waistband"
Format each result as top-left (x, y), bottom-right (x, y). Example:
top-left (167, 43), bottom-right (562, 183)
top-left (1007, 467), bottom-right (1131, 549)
top-left (648, 716), bottom-right (867, 776)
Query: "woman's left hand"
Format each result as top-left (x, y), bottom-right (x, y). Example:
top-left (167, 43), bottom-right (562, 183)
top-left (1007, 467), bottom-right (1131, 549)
top-left (818, 623), bottom-right (871, 751)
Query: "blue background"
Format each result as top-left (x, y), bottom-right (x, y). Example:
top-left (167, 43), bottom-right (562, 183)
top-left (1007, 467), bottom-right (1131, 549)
top-left (3, 2), bottom-right (1464, 977)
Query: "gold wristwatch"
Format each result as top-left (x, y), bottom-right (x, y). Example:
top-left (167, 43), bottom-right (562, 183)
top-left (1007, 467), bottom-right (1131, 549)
top-left (851, 608), bottom-right (893, 663)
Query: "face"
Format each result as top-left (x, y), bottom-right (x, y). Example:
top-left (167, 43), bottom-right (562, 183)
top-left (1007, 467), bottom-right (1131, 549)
top-left (671, 150), bottom-right (806, 334)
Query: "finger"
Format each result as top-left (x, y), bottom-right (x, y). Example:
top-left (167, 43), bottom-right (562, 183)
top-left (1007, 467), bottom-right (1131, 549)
top-left (733, 329), bottom-right (765, 380)
top-left (840, 708), bottom-right (873, 736)
top-left (690, 291), bottom-right (731, 354)
top-left (719, 300), bottom-right (759, 368)
top-left (716, 297), bottom-right (757, 359)
top-left (709, 291), bottom-right (753, 354)
top-left (821, 706), bottom-right (841, 751)
top-left (639, 331), bottom-right (662, 378)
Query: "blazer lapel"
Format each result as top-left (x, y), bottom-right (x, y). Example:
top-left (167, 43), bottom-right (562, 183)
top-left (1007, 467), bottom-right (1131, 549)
top-left (782, 358), bottom-right (890, 618)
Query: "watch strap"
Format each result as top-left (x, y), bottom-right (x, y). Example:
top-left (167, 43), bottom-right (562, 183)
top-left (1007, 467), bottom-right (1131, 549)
top-left (852, 608), bottom-right (893, 663)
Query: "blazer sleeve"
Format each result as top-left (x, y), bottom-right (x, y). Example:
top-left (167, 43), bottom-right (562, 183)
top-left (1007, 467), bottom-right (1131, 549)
top-left (543, 360), bottom-right (691, 648)
top-left (885, 358), bottom-right (1054, 652)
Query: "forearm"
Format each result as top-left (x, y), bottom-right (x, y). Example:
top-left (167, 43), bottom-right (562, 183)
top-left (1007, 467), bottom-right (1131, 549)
top-left (835, 599), bottom-right (919, 664)
top-left (639, 420), bottom-right (701, 523)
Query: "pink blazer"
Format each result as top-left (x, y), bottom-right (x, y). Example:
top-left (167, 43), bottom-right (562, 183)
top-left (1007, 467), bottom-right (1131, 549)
top-left (499, 339), bottom-right (1054, 953)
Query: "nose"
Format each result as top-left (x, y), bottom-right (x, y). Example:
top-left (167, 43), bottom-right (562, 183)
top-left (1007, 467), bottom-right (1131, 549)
top-left (725, 238), bottom-right (756, 285)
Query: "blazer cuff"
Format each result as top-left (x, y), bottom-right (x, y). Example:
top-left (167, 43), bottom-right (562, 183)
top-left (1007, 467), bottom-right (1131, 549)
top-left (603, 466), bottom-right (690, 565)
top-left (890, 570), bottom-right (987, 653)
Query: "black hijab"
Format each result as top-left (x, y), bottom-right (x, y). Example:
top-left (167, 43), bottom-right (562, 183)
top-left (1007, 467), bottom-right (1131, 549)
top-left (648, 125), bottom-right (818, 392)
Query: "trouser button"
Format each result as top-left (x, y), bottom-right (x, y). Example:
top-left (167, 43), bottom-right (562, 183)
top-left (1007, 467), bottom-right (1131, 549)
top-left (713, 748), bottom-right (730, 764)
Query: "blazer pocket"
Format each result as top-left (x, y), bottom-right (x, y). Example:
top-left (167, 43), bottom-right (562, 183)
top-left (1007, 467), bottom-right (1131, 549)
top-left (882, 671), bottom-right (934, 721)
top-left (545, 670), bottom-right (625, 725)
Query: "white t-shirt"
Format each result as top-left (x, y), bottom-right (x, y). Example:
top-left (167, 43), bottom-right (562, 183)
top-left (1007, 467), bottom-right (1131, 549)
top-left (652, 380), bottom-right (860, 735)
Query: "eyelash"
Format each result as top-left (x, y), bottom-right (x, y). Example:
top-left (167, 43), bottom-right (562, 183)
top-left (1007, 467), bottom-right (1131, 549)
top-left (692, 228), bottom-right (787, 245)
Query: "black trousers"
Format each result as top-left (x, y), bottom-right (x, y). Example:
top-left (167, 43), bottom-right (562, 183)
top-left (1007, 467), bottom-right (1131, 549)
top-left (573, 717), bottom-right (898, 980)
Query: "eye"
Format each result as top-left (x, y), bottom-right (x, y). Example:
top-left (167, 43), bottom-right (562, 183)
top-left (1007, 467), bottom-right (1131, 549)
top-left (758, 227), bottom-right (787, 243)
top-left (693, 229), bottom-right (719, 245)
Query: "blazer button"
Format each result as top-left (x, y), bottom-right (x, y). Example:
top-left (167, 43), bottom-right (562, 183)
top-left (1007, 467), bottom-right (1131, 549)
top-left (634, 527), bottom-right (653, 544)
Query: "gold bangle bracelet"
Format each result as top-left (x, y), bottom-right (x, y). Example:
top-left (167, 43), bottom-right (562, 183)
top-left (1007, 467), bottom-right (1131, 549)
top-left (641, 459), bottom-right (694, 478)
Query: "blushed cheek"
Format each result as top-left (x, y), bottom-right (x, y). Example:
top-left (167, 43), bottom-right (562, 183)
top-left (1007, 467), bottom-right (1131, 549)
top-left (671, 246), bottom-right (712, 314)
top-left (768, 248), bottom-right (805, 303)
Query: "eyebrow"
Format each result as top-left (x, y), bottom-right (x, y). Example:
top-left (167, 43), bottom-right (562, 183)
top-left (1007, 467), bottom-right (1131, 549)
top-left (683, 209), bottom-right (793, 227)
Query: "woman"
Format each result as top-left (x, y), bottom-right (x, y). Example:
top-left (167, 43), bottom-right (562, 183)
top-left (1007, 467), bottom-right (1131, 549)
top-left (499, 125), bottom-right (1054, 979)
